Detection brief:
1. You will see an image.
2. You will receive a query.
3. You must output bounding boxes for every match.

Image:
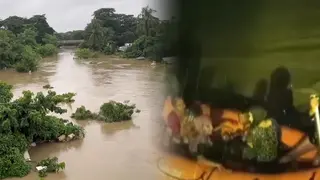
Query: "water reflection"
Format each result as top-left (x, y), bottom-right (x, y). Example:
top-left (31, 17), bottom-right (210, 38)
top-left (100, 120), bottom-right (139, 136)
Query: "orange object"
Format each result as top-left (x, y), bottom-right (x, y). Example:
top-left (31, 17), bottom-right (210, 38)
top-left (162, 96), bottom-right (174, 122)
top-left (159, 126), bottom-right (320, 180)
top-left (160, 97), bottom-right (320, 180)
top-left (162, 97), bottom-right (248, 138)
top-left (211, 108), bottom-right (247, 138)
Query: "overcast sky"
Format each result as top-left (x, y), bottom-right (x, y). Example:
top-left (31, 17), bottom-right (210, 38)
top-left (0, 0), bottom-right (172, 32)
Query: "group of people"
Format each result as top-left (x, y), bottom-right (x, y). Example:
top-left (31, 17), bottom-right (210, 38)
top-left (161, 94), bottom-right (320, 169)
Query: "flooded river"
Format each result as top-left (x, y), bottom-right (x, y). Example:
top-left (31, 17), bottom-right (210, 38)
top-left (0, 49), bottom-right (166, 180)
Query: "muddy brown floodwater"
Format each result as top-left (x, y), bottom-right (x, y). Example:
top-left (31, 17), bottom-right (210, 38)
top-left (0, 49), bottom-right (167, 180)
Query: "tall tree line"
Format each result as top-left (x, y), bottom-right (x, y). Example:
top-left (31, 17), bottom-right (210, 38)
top-left (58, 7), bottom-right (178, 61)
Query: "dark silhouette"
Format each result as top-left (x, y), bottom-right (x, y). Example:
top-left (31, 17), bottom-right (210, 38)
top-left (197, 65), bottom-right (216, 101)
top-left (252, 79), bottom-right (268, 107)
top-left (266, 66), bottom-right (295, 126)
top-left (194, 66), bottom-right (250, 111)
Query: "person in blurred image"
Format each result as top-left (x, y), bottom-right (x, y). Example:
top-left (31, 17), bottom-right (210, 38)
top-left (280, 94), bottom-right (320, 166)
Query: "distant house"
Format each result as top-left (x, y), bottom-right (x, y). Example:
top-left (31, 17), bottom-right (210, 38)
top-left (118, 43), bottom-right (133, 52)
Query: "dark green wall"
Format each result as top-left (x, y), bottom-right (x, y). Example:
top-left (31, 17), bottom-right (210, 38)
top-left (178, 1), bottom-right (320, 109)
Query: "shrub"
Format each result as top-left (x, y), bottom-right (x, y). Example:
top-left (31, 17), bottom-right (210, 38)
top-left (71, 101), bottom-right (138, 123)
top-left (15, 45), bottom-right (40, 72)
top-left (0, 81), bottom-right (84, 179)
top-left (37, 44), bottom-right (57, 57)
top-left (74, 48), bottom-right (98, 59)
top-left (37, 157), bottom-right (65, 177)
top-left (0, 147), bottom-right (31, 179)
top-left (98, 101), bottom-right (135, 122)
top-left (71, 106), bottom-right (96, 120)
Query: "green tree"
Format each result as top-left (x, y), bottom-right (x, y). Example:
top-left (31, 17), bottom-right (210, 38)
top-left (15, 45), bottom-right (40, 72)
top-left (1, 16), bottom-right (29, 35)
top-left (137, 6), bottom-right (158, 37)
top-left (86, 19), bottom-right (104, 51)
top-left (93, 8), bottom-right (119, 30)
top-left (57, 30), bottom-right (85, 40)
top-left (29, 14), bottom-right (55, 44)
top-left (42, 33), bottom-right (58, 46)
top-left (17, 28), bottom-right (38, 48)
top-left (0, 30), bottom-right (17, 68)
top-left (37, 44), bottom-right (57, 57)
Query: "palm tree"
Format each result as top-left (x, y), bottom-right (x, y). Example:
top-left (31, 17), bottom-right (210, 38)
top-left (138, 6), bottom-right (158, 36)
top-left (88, 19), bottom-right (104, 51)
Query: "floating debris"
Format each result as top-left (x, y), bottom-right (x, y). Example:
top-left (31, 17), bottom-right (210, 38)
top-left (43, 84), bottom-right (53, 89)
top-left (23, 151), bottom-right (31, 161)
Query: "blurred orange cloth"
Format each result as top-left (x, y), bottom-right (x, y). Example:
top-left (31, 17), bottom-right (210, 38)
top-left (162, 97), bottom-right (245, 138)
top-left (213, 109), bottom-right (245, 137)
top-left (162, 96), bottom-right (174, 122)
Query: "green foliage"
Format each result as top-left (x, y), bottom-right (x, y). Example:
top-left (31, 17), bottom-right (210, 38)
top-left (0, 148), bottom-right (32, 179)
top-left (0, 30), bottom-right (23, 69)
top-left (15, 45), bottom-right (40, 72)
top-left (0, 81), bottom-right (83, 178)
top-left (17, 28), bottom-right (38, 48)
top-left (57, 7), bottom-right (176, 59)
top-left (37, 44), bottom-right (58, 57)
top-left (242, 118), bottom-right (279, 162)
top-left (0, 14), bottom-right (57, 72)
top-left (0, 134), bottom-right (29, 155)
top-left (37, 157), bottom-right (65, 177)
top-left (28, 15), bottom-right (55, 44)
top-left (57, 30), bottom-right (84, 40)
top-left (71, 106), bottom-right (96, 120)
top-left (98, 101), bottom-right (136, 122)
top-left (0, 81), bottom-right (13, 103)
top-left (0, 16), bottom-right (29, 34)
top-left (71, 101), bottom-right (138, 122)
top-left (42, 34), bottom-right (58, 46)
top-left (75, 48), bottom-right (98, 59)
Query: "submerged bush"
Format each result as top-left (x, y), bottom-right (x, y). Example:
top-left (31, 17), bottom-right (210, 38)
top-left (37, 44), bottom-right (58, 57)
top-left (75, 48), bottom-right (98, 59)
top-left (71, 105), bottom-right (96, 120)
top-left (15, 45), bottom-right (40, 72)
top-left (37, 157), bottom-right (65, 177)
top-left (0, 81), bottom-right (83, 178)
top-left (71, 101), bottom-right (138, 122)
top-left (99, 101), bottom-right (135, 122)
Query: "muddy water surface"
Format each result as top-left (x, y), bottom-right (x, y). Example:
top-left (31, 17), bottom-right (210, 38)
top-left (0, 49), bottom-right (166, 180)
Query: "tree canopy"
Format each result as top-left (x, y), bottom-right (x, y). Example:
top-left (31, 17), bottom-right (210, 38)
top-left (59, 6), bottom-right (178, 61)
top-left (0, 14), bottom-right (58, 72)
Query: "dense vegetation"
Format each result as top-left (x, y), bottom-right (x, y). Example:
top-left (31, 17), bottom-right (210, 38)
top-left (0, 81), bottom-right (84, 179)
top-left (71, 100), bottom-right (139, 122)
top-left (37, 157), bottom-right (66, 177)
top-left (0, 15), bottom-right (58, 72)
top-left (59, 7), bottom-right (177, 61)
top-left (74, 48), bottom-right (99, 59)
top-left (57, 30), bottom-right (84, 40)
